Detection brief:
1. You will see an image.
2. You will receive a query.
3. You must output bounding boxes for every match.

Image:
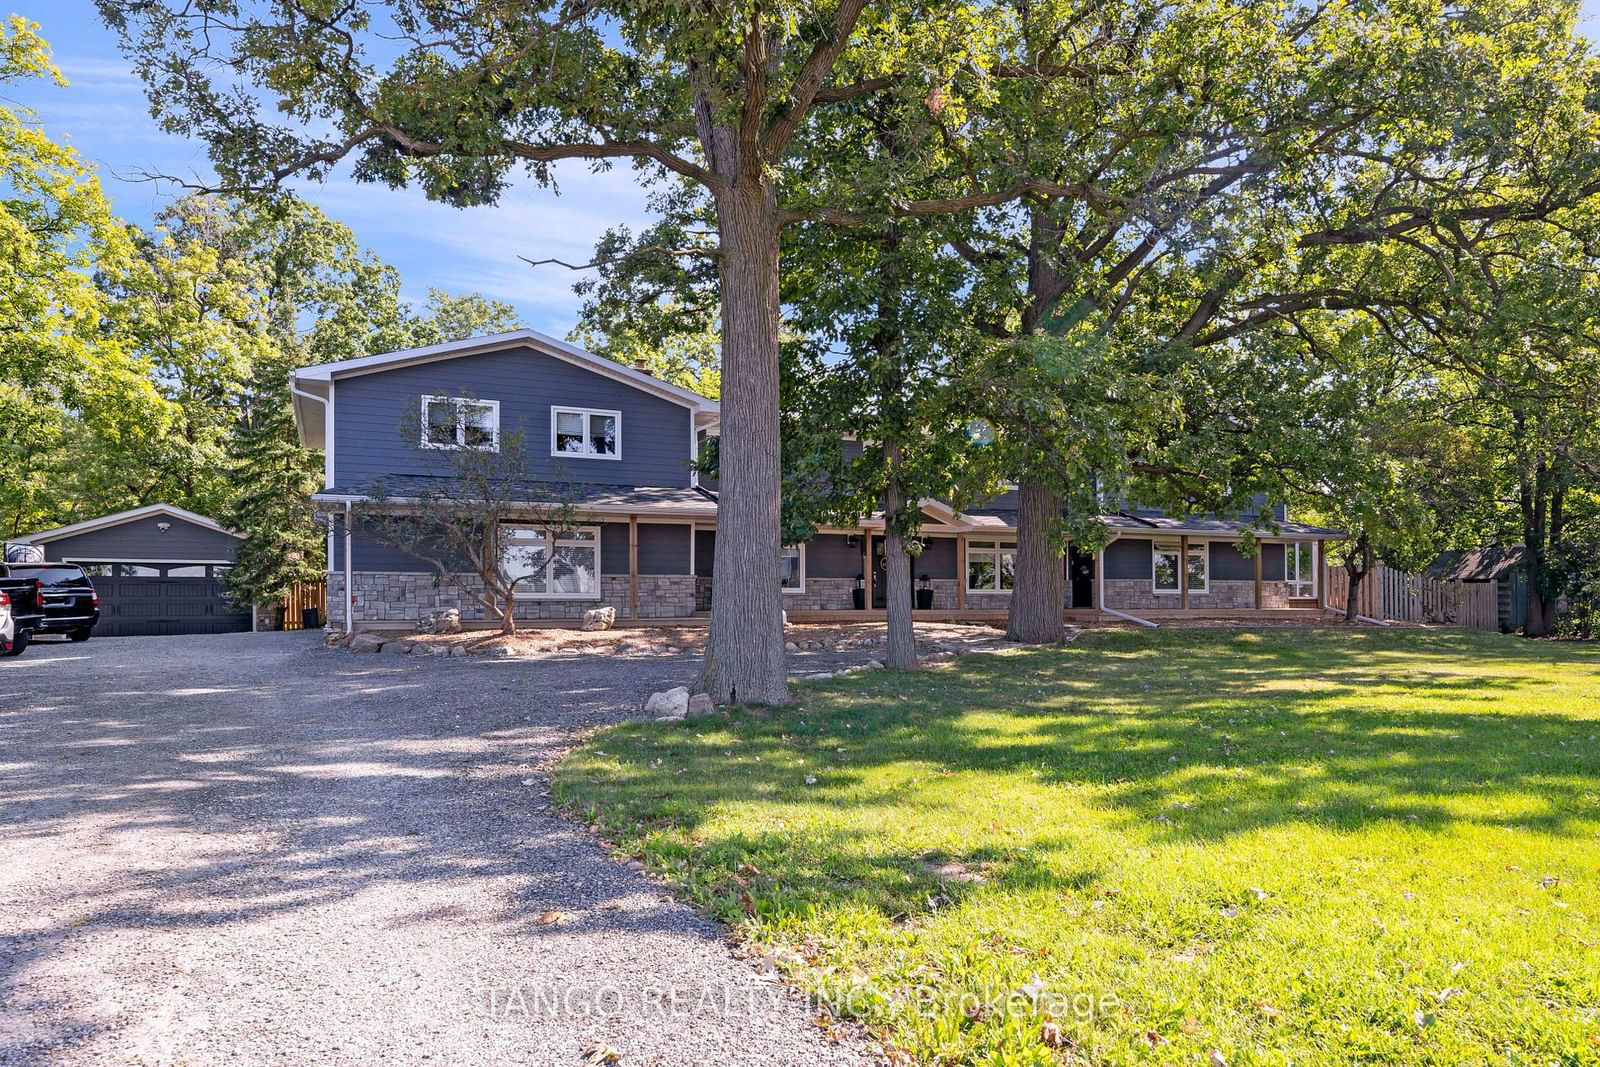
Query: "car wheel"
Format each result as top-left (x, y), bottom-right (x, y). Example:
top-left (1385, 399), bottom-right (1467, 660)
top-left (67, 628), bottom-right (92, 642)
top-left (2, 631), bottom-right (30, 657)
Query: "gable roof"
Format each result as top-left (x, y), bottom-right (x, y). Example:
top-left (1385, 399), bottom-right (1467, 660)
top-left (290, 329), bottom-right (718, 449)
top-left (1425, 545), bottom-right (1526, 582)
top-left (14, 504), bottom-right (241, 545)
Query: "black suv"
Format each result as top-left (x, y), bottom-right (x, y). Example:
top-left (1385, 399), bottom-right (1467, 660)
top-left (4, 563), bottom-right (99, 641)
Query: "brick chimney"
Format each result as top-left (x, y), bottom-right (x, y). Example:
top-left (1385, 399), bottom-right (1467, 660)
top-left (632, 359), bottom-right (652, 376)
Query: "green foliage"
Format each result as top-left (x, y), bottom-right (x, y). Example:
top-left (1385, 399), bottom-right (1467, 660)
top-left (559, 629), bottom-right (1600, 1063)
top-left (0, 18), bottom-right (137, 536)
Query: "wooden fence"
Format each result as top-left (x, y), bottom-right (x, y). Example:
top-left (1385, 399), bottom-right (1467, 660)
top-left (280, 580), bottom-right (327, 630)
top-left (1323, 563), bottom-right (1499, 629)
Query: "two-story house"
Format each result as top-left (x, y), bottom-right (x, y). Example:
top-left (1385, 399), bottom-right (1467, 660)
top-left (290, 330), bottom-right (1344, 629)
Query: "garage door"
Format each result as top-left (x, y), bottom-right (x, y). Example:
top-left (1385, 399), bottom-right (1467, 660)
top-left (93, 576), bottom-right (252, 637)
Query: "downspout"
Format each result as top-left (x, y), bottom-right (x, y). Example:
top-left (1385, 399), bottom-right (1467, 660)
top-left (1097, 540), bottom-right (1157, 628)
top-left (344, 500), bottom-right (354, 635)
top-left (1355, 614), bottom-right (1391, 627)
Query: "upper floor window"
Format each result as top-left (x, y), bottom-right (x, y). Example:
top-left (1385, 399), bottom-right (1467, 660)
top-left (422, 396), bottom-right (499, 451)
top-left (552, 407), bottom-right (620, 459)
top-left (1153, 538), bottom-right (1207, 594)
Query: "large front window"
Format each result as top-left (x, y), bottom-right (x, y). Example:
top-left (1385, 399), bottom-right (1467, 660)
top-left (503, 526), bottom-right (600, 598)
top-left (422, 395), bottom-right (499, 450)
top-left (967, 540), bottom-right (1015, 592)
top-left (551, 407), bottom-right (620, 459)
top-left (1154, 539), bottom-right (1208, 594)
top-left (1287, 541), bottom-right (1317, 598)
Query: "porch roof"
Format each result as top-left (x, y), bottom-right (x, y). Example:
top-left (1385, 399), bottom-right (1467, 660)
top-left (314, 480), bottom-right (720, 518)
top-left (962, 509), bottom-right (1347, 540)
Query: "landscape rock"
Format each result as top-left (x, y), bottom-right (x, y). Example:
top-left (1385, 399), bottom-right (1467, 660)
top-left (415, 607), bottom-right (462, 635)
top-left (347, 632), bottom-right (386, 654)
top-left (685, 693), bottom-right (716, 719)
top-left (382, 640), bottom-right (411, 655)
top-left (643, 686), bottom-right (690, 718)
top-left (582, 606), bottom-right (617, 632)
top-left (785, 641), bottom-right (800, 653)
top-left (865, 659), bottom-right (884, 670)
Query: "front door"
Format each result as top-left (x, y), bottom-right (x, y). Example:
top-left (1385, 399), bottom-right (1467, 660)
top-left (870, 536), bottom-right (917, 610)
top-left (1068, 546), bottom-right (1096, 609)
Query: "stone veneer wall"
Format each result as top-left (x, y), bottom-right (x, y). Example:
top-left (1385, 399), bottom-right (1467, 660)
top-left (1103, 578), bottom-right (1294, 612)
top-left (330, 571), bottom-right (696, 626)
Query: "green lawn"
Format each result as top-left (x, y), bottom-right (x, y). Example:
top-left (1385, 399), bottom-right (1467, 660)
top-left (553, 629), bottom-right (1600, 1065)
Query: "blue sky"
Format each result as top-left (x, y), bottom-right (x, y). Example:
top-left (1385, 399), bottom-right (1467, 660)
top-left (8, 0), bottom-right (656, 334)
top-left (11, 1), bottom-right (1600, 333)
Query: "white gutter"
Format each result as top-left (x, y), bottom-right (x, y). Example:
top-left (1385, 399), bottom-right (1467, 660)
top-left (289, 378), bottom-right (332, 487)
top-left (1096, 540), bottom-right (1157, 627)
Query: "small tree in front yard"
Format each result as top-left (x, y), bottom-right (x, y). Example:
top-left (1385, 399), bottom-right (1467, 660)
top-left (356, 401), bottom-right (581, 634)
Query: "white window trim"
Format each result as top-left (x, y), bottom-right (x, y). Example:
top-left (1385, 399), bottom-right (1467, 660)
top-left (965, 539), bottom-right (1016, 593)
top-left (503, 525), bottom-right (603, 600)
top-left (1287, 540), bottom-right (1318, 598)
top-left (550, 406), bottom-right (623, 460)
top-left (1152, 539), bottom-right (1209, 595)
top-left (421, 395), bottom-right (500, 452)
top-left (780, 543), bottom-right (805, 594)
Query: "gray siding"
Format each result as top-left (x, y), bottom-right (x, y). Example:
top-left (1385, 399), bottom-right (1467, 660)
top-left (332, 346), bottom-right (696, 489)
top-left (638, 523), bottom-right (691, 575)
top-left (1261, 542), bottom-right (1286, 581)
top-left (807, 534), bottom-right (863, 579)
top-left (601, 523), bottom-right (630, 575)
top-left (915, 536), bottom-right (958, 580)
top-left (1211, 541), bottom-right (1255, 581)
top-left (1104, 538), bottom-right (1152, 580)
top-left (694, 530), bottom-right (716, 577)
top-left (43, 515), bottom-right (239, 564)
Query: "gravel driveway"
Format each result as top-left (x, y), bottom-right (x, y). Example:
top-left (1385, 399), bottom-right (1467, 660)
top-left (0, 633), bottom-right (876, 1066)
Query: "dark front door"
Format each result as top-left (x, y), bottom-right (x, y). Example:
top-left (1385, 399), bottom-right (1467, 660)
top-left (1068, 547), bottom-right (1096, 609)
top-left (94, 576), bottom-right (252, 637)
top-left (870, 536), bottom-right (918, 610)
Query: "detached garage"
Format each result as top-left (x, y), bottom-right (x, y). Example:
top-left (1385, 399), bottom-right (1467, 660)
top-left (13, 505), bottom-right (251, 637)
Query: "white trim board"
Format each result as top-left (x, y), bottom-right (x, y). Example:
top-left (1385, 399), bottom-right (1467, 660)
top-left (16, 504), bottom-right (242, 544)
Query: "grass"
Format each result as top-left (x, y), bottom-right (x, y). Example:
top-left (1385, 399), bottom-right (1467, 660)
top-left (552, 629), bottom-right (1600, 1065)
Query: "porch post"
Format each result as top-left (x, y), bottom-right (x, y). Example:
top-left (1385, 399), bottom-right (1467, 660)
top-left (1316, 540), bottom-right (1327, 610)
top-left (1254, 543), bottom-right (1263, 610)
top-left (955, 533), bottom-right (966, 611)
top-left (628, 515), bottom-right (639, 619)
top-left (1179, 534), bottom-right (1190, 610)
top-left (862, 530), bottom-right (873, 612)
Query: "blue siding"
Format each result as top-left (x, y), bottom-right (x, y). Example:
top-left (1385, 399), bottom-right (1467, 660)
top-left (1211, 541), bottom-right (1255, 581)
top-left (43, 515), bottom-right (239, 563)
top-left (1105, 538), bottom-right (1152, 580)
top-left (332, 346), bottom-right (696, 489)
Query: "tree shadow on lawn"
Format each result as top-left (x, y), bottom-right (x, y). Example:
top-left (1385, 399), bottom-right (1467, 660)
top-left (562, 627), bottom-right (1600, 921)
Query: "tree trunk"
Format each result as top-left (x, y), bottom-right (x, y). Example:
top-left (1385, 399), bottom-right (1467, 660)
top-left (1344, 532), bottom-right (1372, 622)
top-left (1007, 477), bottom-right (1065, 643)
top-left (699, 180), bottom-right (789, 705)
top-left (881, 467), bottom-right (919, 671)
top-left (501, 586), bottom-right (517, 635)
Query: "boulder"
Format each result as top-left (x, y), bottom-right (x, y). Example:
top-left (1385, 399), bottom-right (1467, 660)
top-left (685, 693), bottom-right (716, 719)
top-left (347, 632), bottom-right (386, 654)
top-left (382, 640), bottom-right (411, 655)
top-left (582, 606), bottom-right (617, 632)
top-left (416, 608), bottom-right (462, 635)
top-left (643, 686), bottom-right (690, 718)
